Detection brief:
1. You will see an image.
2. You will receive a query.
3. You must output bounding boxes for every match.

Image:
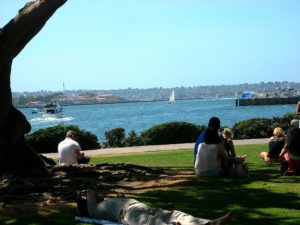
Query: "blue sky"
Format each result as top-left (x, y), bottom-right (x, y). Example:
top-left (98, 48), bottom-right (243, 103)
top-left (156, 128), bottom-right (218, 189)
top-left (1, 0), bottom-right (300, 92)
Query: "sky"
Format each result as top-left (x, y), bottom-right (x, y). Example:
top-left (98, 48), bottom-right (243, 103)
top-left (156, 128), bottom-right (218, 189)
top-left (1, 0), bottom-right (300, 92)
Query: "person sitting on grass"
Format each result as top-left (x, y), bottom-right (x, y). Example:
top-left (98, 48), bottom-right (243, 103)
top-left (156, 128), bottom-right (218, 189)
top-left (58, 130), bottom-right (90, 165)
top-left (221, 128), bottom-right (237, 158)
top-left (222, 128), bottom-right (247, 163)
top-left (279, 127), bottom-right (300, 175)
top-left (194, 117), bottom-right (221, 165)
top-left (260, 127), bottom-right (285, 164)
top-left (77, 189), bottom-right (232, 225)
top-left (221, 128), bottom-right (249, 177)
top-left (195, 127), bottom-right (229, 177)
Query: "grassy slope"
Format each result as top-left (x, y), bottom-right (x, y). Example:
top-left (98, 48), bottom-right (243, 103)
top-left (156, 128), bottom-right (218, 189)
top-left (1, 144), bottom-right (300, 225)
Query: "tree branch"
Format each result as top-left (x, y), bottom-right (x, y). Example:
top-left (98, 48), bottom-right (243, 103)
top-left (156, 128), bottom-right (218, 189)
top-left (1, 0), bottom-right (67, 59)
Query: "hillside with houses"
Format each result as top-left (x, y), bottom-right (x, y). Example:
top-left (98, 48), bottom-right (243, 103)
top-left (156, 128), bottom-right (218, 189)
top-left (13, 81), bottom-right (300, 108)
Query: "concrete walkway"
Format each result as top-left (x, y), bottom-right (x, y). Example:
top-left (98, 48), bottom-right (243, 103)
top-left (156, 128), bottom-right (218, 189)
top-left (44, 138), bottom-right (268, 159)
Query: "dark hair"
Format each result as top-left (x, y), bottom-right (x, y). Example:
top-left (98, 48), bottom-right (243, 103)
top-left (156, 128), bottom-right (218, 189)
top-left (208, 117), bottom-right (221, 130)
top-left (204, 127), bottom-right (220, 144)
top-left (286, 127), bottom-right (300, 156)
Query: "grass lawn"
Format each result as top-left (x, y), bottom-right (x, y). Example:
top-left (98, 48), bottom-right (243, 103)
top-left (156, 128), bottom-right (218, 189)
top-left (1, 144), bottom-right (300, 225)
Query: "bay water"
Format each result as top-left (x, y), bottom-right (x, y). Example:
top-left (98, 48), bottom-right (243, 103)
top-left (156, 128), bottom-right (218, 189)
top-left (20, 98), bottom-right (296, 142)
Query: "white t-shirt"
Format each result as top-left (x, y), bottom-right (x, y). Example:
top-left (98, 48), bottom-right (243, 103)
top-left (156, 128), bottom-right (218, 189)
top-left (58, 137), bottom-right (81, 164)
top-left (194, 143), bottom-right (221, 174)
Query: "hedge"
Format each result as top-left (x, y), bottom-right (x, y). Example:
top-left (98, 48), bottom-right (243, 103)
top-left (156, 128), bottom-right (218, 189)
top-left (141, 121), bottom-right (205, 145)
top-left (232, 113), bottom-right (300, 139)
top-left (26, 125), bottom-right (100, 153)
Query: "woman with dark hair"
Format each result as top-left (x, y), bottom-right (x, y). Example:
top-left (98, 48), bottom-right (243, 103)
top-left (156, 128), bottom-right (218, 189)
top-left (195, 127), bottom-right (228, 177)
top-left (194, 117), bottom-right (221, 165)
top-left (279, 127), bottom-right (300, 174)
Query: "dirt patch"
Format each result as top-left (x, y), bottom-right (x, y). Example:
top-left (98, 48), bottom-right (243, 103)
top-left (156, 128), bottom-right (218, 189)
top-left (0, 163), bottom-right (193, 216)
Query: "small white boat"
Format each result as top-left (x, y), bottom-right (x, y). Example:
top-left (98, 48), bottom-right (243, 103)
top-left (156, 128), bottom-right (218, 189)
top-left (168, 90), bottom-right (175, 104)
top-left (31, 100), bottom-right (64, 119)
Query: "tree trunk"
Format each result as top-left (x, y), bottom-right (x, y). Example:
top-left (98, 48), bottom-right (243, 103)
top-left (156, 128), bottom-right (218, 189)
top-left (0, 0), bottom-right (67, 172)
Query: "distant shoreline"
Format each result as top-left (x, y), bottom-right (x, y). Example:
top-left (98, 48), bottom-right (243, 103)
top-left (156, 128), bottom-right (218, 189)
top-left (17, 97), bottom-right (206, 109)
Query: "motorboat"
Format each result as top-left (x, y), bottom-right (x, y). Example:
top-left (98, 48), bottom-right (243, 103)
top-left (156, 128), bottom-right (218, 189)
top-left (43, 101), bottom-right (63, 114)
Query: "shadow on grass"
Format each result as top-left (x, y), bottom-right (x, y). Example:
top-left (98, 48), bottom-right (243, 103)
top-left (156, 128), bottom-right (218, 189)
top-left (1, 163), bottom-right (299, 225)
top-left (135, 166), bottom-right (300, 225)
top-left (0, 203), bottom-right (76, 225)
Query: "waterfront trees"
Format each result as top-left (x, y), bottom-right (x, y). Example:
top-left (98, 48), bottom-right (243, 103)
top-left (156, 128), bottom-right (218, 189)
top-left (0, 0), bottom-right (67, 172)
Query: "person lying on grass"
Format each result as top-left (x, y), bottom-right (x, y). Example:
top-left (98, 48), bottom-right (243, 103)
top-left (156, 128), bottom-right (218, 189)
top-left (77, 189), bottom-right (232, 225)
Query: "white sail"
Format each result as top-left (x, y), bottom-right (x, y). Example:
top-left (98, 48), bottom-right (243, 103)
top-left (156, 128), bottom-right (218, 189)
top-left (169, 90), bottom-right (175, 104)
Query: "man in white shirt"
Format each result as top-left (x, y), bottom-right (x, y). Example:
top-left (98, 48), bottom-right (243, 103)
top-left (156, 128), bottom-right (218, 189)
top-left (58, 130), bottom-right (90, 165)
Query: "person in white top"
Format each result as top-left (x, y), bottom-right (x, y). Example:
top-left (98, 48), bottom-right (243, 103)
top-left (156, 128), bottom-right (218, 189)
top-left (58, 130), bottom-right (90, 165)
top-left (195, 127), bottom-right (228, 177)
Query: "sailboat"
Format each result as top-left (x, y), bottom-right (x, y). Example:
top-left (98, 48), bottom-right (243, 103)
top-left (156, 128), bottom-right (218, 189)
top-left (168, 90), bottom-right (175, 104)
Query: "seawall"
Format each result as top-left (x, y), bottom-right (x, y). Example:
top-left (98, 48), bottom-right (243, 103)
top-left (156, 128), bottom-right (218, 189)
top-left (236, 96), bottom-right (300, 106)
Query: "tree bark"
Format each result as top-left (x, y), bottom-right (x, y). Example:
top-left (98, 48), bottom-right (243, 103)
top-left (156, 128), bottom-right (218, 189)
top-left (0, 0), bottom-right (67, 172)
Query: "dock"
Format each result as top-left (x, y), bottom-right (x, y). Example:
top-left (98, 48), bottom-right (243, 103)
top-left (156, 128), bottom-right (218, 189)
top-left (236, 96), bottom-right (300, 106)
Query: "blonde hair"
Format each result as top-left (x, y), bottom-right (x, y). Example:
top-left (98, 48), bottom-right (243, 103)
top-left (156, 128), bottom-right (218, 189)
top-left (222, 128), bottom-right (233, 139)
top-left (273, 127), bottom-right (284, 137)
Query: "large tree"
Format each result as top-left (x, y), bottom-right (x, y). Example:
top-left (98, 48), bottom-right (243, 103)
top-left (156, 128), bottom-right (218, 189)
top-left (0, 0), bottom-right (67, 172)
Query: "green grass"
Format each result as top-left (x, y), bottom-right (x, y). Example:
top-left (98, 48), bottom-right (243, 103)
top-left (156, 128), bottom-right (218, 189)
top-left (90, 149), bottom-right (195, 169)
top-left (1, 144), bottom-right (300, 225)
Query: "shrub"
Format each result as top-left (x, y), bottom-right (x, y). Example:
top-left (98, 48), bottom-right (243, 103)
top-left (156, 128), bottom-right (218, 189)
top-left (141, 121), bottom-right (204, 145)
top-left (126, 130), bottom-right (144, 146)
top-left (276, 113), bottom-right (300, 130)
top-left (26, 125), bottom-right (100, 153)
top-left (231, 113), bottom-right (300, 139)
top-left (232, 118), bottom-right (273, 139)
top-left (103, 128), bottom-right (126, 147)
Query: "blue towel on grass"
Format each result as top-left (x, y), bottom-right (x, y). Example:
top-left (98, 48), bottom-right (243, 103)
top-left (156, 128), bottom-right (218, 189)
top-left (74, 216), bottom-right (123, 225)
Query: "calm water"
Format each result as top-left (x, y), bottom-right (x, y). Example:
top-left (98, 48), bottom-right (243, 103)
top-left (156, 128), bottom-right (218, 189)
top-left (20, 98), bottom-right (296, 142)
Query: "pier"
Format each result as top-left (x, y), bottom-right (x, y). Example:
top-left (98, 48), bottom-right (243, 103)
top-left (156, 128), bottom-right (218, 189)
top-left (236, 96), bottom-right (300, 106)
